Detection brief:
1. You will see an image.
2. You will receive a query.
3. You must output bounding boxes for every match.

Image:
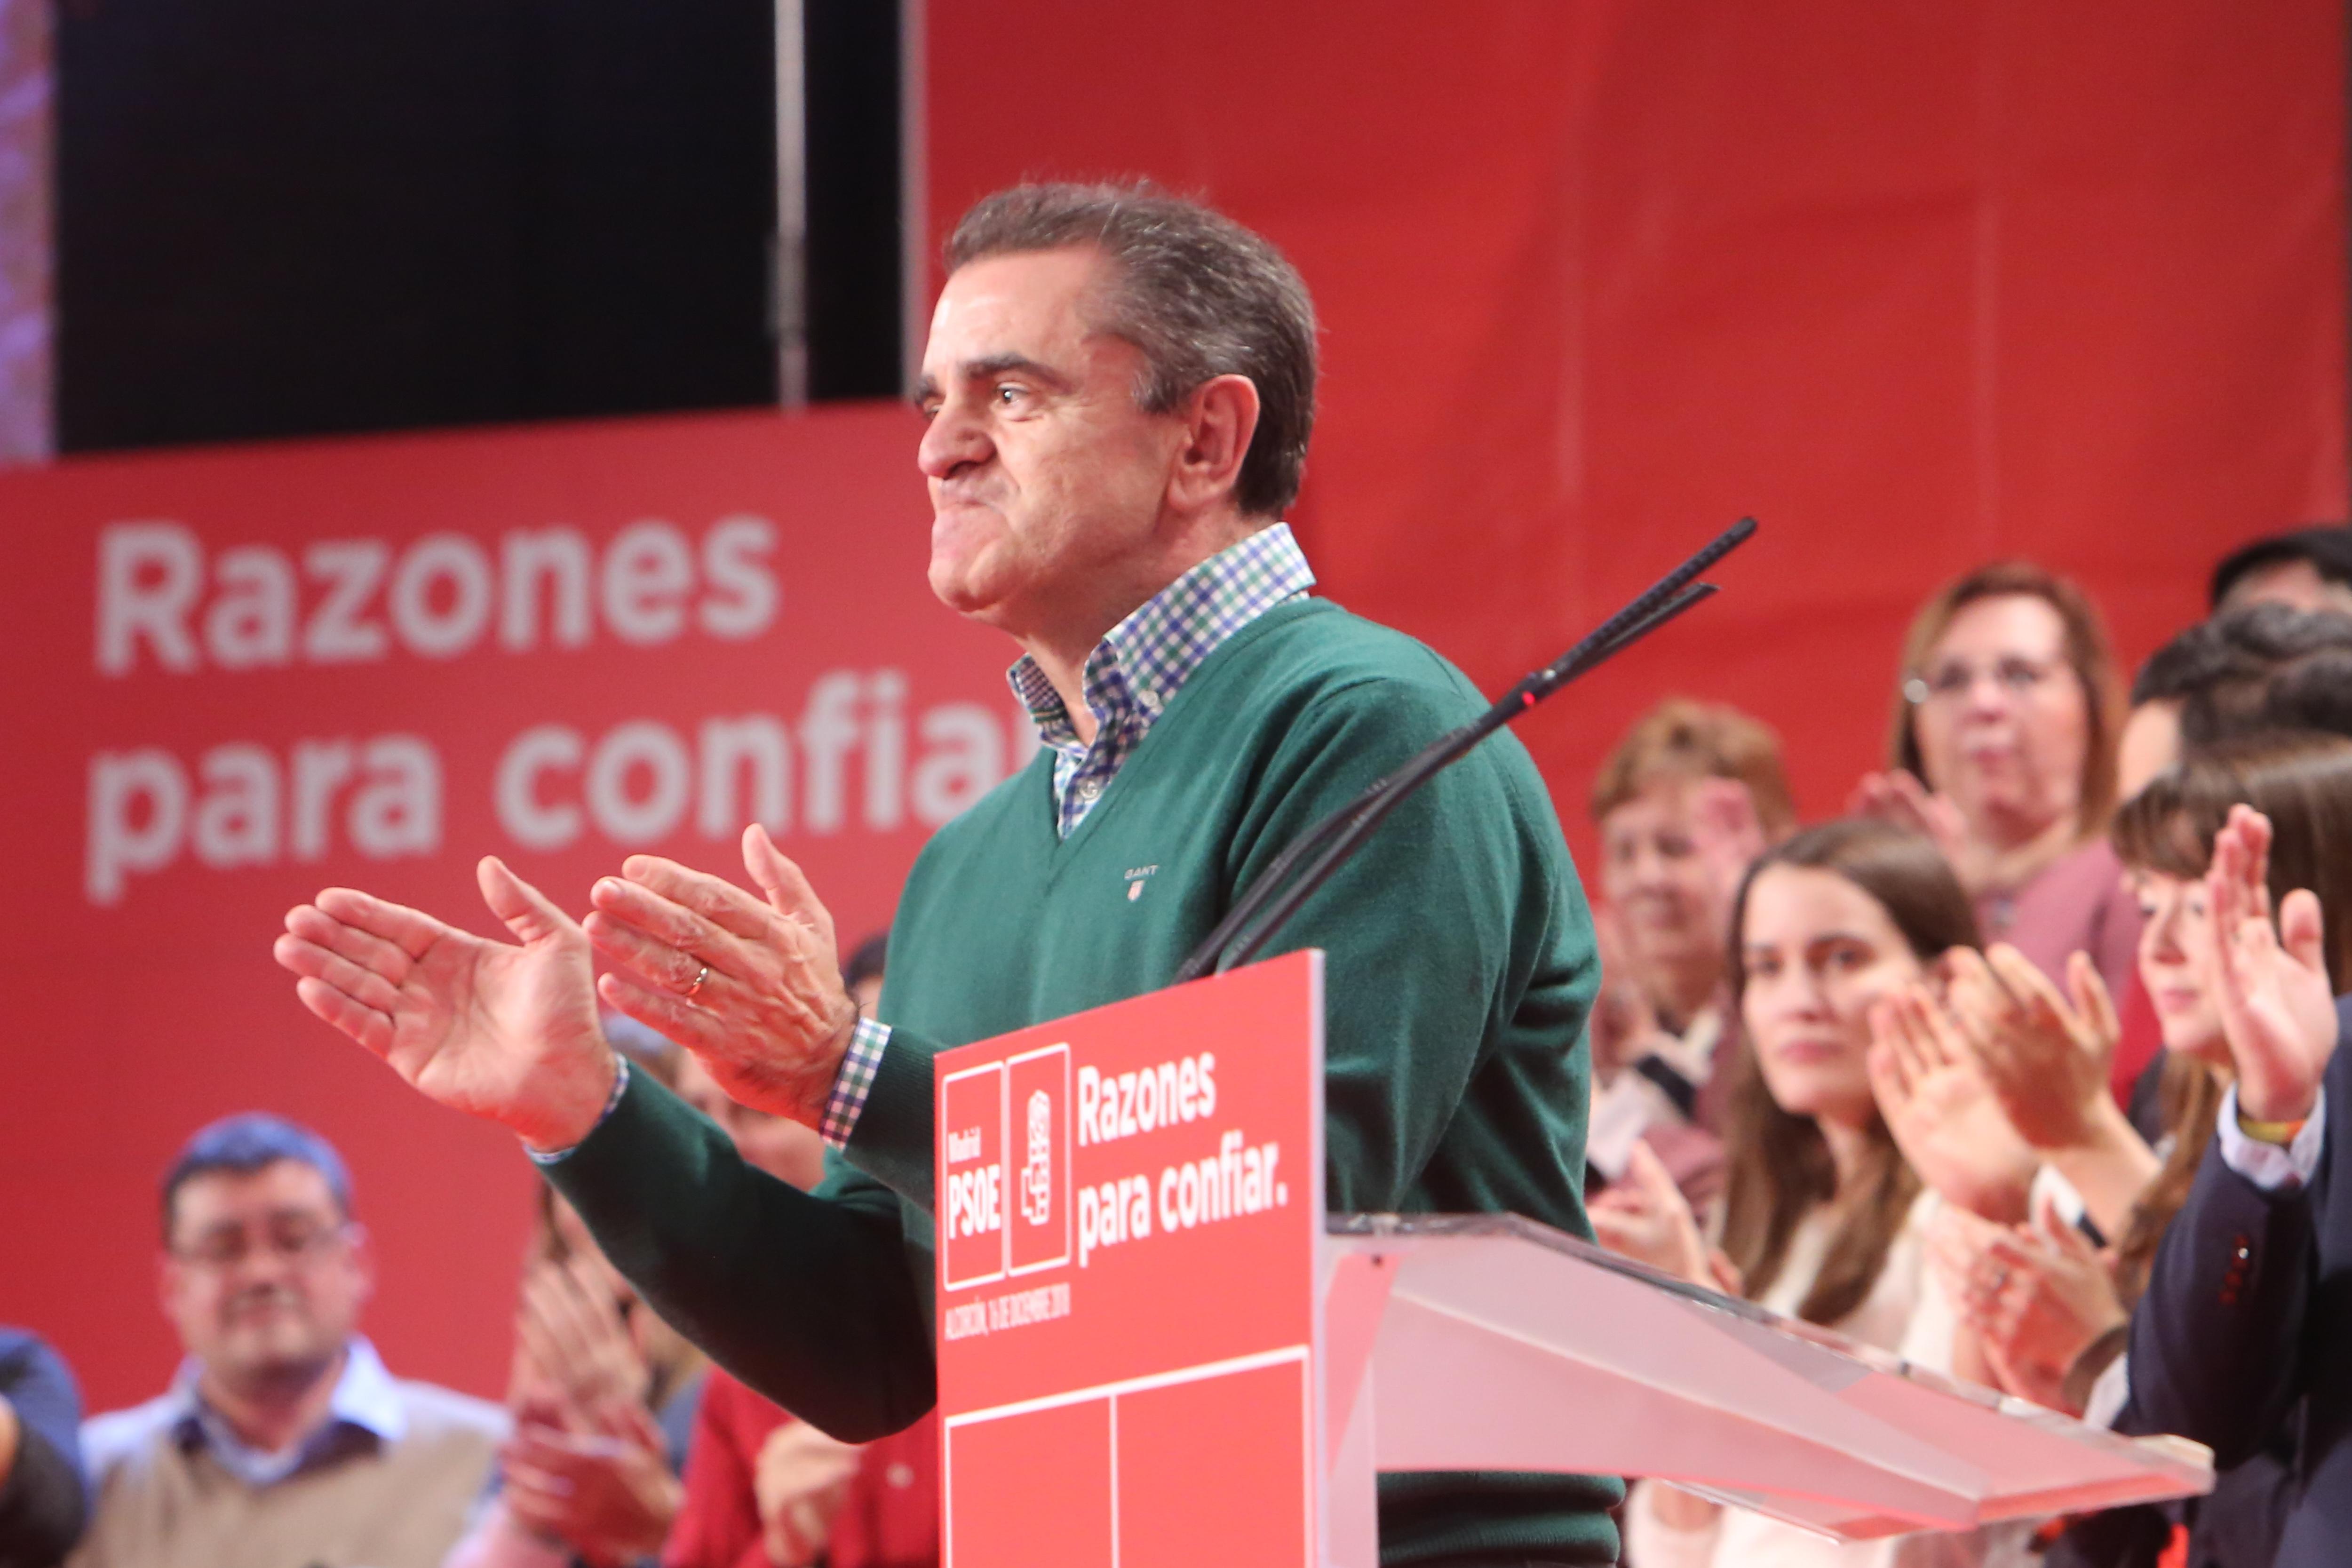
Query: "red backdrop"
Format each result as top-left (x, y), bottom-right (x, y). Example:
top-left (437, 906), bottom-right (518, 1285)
top-left (8, 2), bottom-right (2349, 1413)
top-left (2, 406), bottom-right (1018, 1409)
top-left (925, 0), bottom-right (2350, 866)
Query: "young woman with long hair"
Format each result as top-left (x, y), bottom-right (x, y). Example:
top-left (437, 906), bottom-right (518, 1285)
top-left (1593, 818), bottom-right (1994, 1567)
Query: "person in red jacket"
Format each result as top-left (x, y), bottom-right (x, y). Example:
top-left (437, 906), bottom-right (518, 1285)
top-left (664, 1369), bottom-right (935, 1568)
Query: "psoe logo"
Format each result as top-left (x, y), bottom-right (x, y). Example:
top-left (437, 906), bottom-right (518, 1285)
top-left (1019, 1090), bottom-right (1053, 1226)
top-left (1006, 1045), bottom-right (1072, 1275)
top-left (938, 1060), bottom-right (1008, 1291)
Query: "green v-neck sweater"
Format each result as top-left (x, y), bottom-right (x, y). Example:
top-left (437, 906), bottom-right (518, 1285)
top-left (549, 597), bottom-right (1621, 1565)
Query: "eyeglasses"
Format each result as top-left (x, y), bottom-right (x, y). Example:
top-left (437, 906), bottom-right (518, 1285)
top-left (1902, 655), bottom-right (2067, 707)
top-left (172, 1220), bottom-right (352, 1270)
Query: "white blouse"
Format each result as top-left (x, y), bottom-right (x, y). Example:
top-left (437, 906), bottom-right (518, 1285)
top-left (1624, 1191), bottom-right (2029, 1568)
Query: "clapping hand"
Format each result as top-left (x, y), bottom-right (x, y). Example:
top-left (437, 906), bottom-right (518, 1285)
top-left (516, 1253), bottom-right (650, 1419)
top-left (1945, 945), bottom-right (2118, 1151)
top-left (496, 1254), bottom-right (678, 1564)
top-left (500, 1401), bottom-right (681, 1566)
top-left (274, 857), bottom-right (617, 1150)
top-left (756, 1419), bottom-right (865, 1568)
top-left (1942, 945), bottom-right (2156, 1237)
top-left (583, 824), bottom-right (860, 1126)
top-left (2205, 805), bottom-right (2340, 1123)
top-left (1689, 776), bottom-right (1770, 928)
top-left (1589, 1141), bottom-right (1716, 1288)
top-left (1848, 771), bottom-right (1975, 890)
top-left (1928, 1193), bottom-right (2124, 1416)
top-left (1868, 986), bottom-right (2038, 1224)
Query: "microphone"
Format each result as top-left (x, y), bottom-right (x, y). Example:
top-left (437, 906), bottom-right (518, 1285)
top-left (1174, 517), bottom-right (1758, 982)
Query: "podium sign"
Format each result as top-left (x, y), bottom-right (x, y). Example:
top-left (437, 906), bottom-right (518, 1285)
top-left (934, 952), bottom-right (1327, 1568)
top-left (934, 954), bottom-right (2209, 1568)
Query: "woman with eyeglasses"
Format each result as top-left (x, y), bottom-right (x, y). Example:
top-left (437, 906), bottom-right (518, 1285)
top-left (1852, 563), bottom-right (2141, 1011)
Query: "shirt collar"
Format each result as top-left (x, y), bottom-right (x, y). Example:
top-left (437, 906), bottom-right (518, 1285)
top-left (171, 1337), bottom-right (406, 1486)
top-left (1008, 522), bottom-right (1316, 753)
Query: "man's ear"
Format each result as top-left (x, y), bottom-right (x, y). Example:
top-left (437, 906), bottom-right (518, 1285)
top-left (1169, 374), bottom-right (1261, 515)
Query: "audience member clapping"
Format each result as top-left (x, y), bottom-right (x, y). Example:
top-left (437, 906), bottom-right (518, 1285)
top-left (2082, 790), bottom-right (2352, 1568)
top-left (1853, 562), bottom-right (2139, 1006)
top-left (1964, 949), bottom-right (2141, 1196)
top-left (1925, 731), bottom-right (2352, 1567)
top-left (1928, 1197), bottom-right (2124, 1417)
top-left (443, 1190), bottom-right (704, 1568)
top-left (1603, 819), bottom-right (2013, 1567)
top-left (1891, 944), bottom-right (2154, 1238)
top-left (663, 933), bottom-right (938, 1568)
top-left (445, 1029), bottom-right (707, 1568)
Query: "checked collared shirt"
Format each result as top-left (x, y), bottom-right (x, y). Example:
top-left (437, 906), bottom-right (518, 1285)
top-left (819, 523), bottom-right (1316, 1147)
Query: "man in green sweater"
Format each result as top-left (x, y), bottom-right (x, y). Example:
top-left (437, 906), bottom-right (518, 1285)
top-left (275, 182), bottom-right (1620, 1565)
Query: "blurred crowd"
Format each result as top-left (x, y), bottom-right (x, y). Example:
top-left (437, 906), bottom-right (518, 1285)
top-left (1, 938), bottom-right (924, 1568)
top-left (1584, 525), bottom-right (2352, 1567)
top-left (6, 526), bottom-right (2352, 1568)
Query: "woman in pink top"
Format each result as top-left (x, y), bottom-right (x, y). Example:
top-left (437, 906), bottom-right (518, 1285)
top-left (1855, 562), bottom-right (2141, 1008)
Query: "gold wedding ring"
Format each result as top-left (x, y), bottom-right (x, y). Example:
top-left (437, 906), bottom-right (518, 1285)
top-left (684, 963), bottom-right (711, 1003)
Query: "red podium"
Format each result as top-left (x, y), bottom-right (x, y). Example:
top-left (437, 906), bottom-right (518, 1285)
top-left (931, 954), bottom-right (2210, 1568)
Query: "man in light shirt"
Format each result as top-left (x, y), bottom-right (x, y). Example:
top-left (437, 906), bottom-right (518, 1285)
top-left (72, 1114), bottom-right (504, 1568)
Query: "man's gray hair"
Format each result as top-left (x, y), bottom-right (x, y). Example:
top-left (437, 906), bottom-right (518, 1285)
top-left (945, 181), bottom-right (1317, 518)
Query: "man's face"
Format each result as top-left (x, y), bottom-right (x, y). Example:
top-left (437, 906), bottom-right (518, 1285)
top-left (914, 247), bottom-right (1186, 640)
top-left (161, 1160), bottom-right (370, 1393)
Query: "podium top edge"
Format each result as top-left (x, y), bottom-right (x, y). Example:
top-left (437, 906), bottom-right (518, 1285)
top-left (1325, 1211), bottom-right (2214, 1493)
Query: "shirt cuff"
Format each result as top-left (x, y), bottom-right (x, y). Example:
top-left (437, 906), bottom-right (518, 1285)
top-left (822, 1017), bottom-right (892, 1149)
top-left (2215, 1082), bottom-right (2327, 1191)
top-left (525, 1057), bottom-right (631, 1167)
top-left (2083, 1349), bottom-right (2131, 1431)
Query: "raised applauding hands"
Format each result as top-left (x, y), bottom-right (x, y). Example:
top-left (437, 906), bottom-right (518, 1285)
top-left (499, 1408), bottom-right (681, 1567)
top-left (583, 825), bottom-right (859, 1126)
top-left (1867, 987), bottom-right (2038, 1224)
top-left (1848, 771), bottom-right (1976, 891)
top-left (1928, 1194), bottom-right (2125, 1417)
top-left (495, 1252), bottom-right (682, 1564)
top-left (1588, 1141), bottom-right (1731, 1293)
top-left (2205, 805), bottom-right (2340, 1123)
top-left (756, 1421), bottom-right (866, 1568)
top-left (1937, 945), bottom-right (2155, 1239)
top-left (274, 825), bottom-right (858, 1146)
top-left (275, 856), bottom-right (616, 1150)
top-left (1945, 946), bottom-right (2117, 1150)
top-left (516, 1253), bottom-right (652, 1416)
